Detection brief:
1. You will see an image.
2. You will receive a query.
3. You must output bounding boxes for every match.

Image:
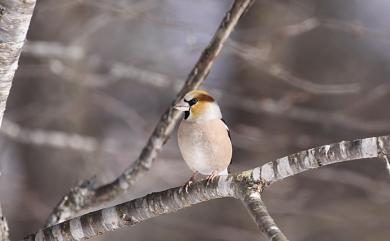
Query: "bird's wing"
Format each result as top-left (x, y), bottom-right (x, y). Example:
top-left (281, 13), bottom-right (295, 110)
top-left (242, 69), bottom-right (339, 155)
top-left (221, 118), bottom-right (231, 141)
top-left (221, 118), bottom-right (232, 173)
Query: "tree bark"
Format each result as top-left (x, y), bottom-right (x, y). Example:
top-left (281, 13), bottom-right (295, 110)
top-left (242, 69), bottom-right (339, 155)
top-left (241, 190), bottom-right (289, 241)
top-left (25, 135), bottom-right (390, 241)
top-left (0, 0), bottom-right (37, 240)
top-left (0, 206), bottom-right (9, 241)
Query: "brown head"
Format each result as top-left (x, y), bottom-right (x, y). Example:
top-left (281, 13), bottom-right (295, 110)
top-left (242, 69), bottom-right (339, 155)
top-left (174, 90), bottom-right (222, 122)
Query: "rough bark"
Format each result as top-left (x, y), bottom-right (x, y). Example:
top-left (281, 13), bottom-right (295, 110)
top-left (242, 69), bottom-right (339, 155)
top-left (241, 190), bottom-right (289, 241)
top-left (247, 136), bottom-right (389, 185)
top-left (0, 206), bottom-right (9, 241)
top-left (26, 135), bottom-right (390, 241)
top-left (0, 0), bottom-right (36, 125)
top-left (0, 0), bottom-right (37, 240)
top-left (46, 0), bottom-right (257, 226)
top-left (26, 176), bottom-right (239, 241)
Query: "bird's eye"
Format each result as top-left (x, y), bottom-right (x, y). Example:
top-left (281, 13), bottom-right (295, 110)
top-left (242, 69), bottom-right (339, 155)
top-left (189, 98), bottom-right (198, 106)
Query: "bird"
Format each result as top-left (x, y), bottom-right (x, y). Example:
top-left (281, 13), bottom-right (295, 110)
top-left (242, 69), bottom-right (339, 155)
top-left (174, 90), bottom-right (232, 191)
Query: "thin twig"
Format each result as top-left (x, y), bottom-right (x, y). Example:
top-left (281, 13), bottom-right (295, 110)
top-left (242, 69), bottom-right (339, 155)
top-left (241, 190), bottom-right (289, 241)
top-left (228, 41), bottom-right (361, 95)
top-left (25, 135), bottom-right (390, 241)
top-left (45, 0), bottom-right (257, 226)
top-left (228, 95), bottom-right (390, 132)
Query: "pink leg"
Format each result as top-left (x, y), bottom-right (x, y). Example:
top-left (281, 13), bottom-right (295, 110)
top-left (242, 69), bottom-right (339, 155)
top-left (184, 172), bottom-right (198, 193)
top-left (206, 170), bottom-right (218, 186)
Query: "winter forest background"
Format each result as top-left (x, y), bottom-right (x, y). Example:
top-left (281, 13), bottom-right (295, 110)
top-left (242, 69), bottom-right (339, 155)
top-left (0, 0), bottom-right (390, 240)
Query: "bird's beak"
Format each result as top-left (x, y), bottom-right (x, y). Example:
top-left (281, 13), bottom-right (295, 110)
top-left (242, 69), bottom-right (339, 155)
top-left (174, 100), bottom-right (190, 112)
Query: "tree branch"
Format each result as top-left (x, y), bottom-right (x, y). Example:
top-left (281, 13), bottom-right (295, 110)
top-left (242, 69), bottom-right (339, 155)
top-left (0, 0), bottom-right (36, 125)
top-left (0, 118), bottom-right (106, 153)
top-left (25, 176), bottom-right (239, 241)
top-left (0, 206), bottom-right (9, 241)
top-left (25, 135), bottom-right (390, 241)
top-left (0, 0), bottom-right (37, 240)
top-left (46, 0), bottom-right (257, 226)
top-left (241, 189), bottom-right (289, 241)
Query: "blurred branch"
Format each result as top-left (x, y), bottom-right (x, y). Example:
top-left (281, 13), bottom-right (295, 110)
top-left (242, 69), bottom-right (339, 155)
top-left (0, 118), bottom-right (119, 154)
top-left (0, 0), bottom-right (37, 240)
top-left (24, 42), bottom-right (390, 132)
top-left (25, 18), bottom-right (390, 95)
top-left (54, 58), bottom-right (175, 88)
top-left (72, 0), bottom-right (159, 45)
top-left (89, 91), bottom-right (146, 132)
top-left (241, 190), bottom-right (289, 241)
top-left (45, 0), bottom-right (257, 226)
top-left (228, 94), bottom-right (390, 132)
top-left (23, 41), bottom-right (85, 60)
top-left (321, 18), bottom-right (390, 40)
top-left (228, 40), bottom-right (361, 95)
top-left (25, 135), bottom-right (390, 241)
top-left (266, 63), bottom-right (360, 94)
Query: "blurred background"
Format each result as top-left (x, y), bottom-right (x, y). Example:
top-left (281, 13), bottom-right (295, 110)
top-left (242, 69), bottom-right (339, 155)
top-left (0, 0), bottom-right (390, 240)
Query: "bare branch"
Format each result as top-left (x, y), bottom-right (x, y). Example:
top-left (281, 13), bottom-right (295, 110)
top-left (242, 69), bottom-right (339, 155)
top-left (24, 135), bottom-right (390, 241)
top-left (1, 118), bottom-right (104, 153)
top-left (46, 0), bottom-right (257, 226)
top-left (249, 136), bottom-right (390, 185)
top-left (23, 41), bottom-right (85, 61)
top-left (25, 175), bottom-right (239, 241)
top-left (241, 190), bottom-right (289, 241)
top-left (0, 0), bottom-right (37, 239)
top-left (229, 95), bottom-right (390, 132)
top-left (228, 40), bottom-right (360, 95)
top-left (266, 63), bottom-right (360, 95)
top-left (0, 205), bottom-right (9, 241)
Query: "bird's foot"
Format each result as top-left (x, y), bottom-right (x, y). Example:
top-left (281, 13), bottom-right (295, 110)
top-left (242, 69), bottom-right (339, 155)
top-left (183, 180), bottom-right (193, 193)
top-left (206, 171), bottom-right (218, 186)
top-left (183, 172), bottom-right (198, 193)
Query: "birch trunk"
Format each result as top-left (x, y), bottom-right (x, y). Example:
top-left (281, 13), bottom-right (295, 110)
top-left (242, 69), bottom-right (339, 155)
top-left (0, 0), bottom-right (37, 240)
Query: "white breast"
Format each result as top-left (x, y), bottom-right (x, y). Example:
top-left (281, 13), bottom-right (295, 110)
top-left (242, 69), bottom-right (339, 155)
top-left (178, 119), bottom-right (232, 175)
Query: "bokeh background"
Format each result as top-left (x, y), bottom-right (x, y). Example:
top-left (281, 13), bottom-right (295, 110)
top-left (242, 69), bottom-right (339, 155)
top-left (1, 0), bottom-right (390, 240)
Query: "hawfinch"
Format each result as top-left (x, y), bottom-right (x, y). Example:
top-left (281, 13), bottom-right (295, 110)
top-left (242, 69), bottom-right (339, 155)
top-left (174, 90), bottom-right (232, 189)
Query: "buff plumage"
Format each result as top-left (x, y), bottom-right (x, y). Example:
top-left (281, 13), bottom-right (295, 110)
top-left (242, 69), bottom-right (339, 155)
top-left (174, 90), bottom-right (232, 189)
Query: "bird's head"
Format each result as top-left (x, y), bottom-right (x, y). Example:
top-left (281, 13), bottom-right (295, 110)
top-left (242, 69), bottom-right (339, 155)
top-left (174, 90), bottom-right (222, 122)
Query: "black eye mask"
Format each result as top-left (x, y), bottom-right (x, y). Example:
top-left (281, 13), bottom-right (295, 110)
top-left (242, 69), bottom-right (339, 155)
top-left (184, 98), bottom-right (198, 106)
top-left (183, 98), bottom-right (198, 120)
top-left (184, 111), bottom-right (190, 120)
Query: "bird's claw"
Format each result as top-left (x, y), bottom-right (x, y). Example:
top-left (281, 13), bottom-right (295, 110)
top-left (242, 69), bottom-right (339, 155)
top-left (183, 172), bottom-right (198, 193)
top-left (206, 171), bottom-right (218, 186)
top-left (183, 180), bottom-right (193, 193)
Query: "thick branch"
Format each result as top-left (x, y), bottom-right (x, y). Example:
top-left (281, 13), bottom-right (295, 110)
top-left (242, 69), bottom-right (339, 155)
top-left (46, 0), bottom-right (257, 226)
top-left (241, 190), bottom-right (288, 241)
top-left (0, 0), bottom-right (37, 240)
top-left (247, 136), bottom-right (390, 185)
top-left (26, 135), bottom-right (390, 241)
top-left (25, 176), bottom-right (239, 241)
